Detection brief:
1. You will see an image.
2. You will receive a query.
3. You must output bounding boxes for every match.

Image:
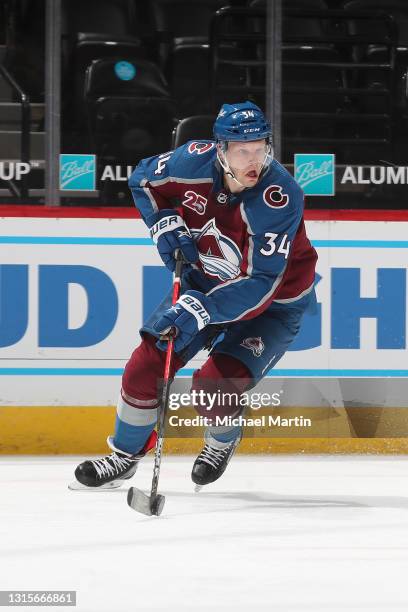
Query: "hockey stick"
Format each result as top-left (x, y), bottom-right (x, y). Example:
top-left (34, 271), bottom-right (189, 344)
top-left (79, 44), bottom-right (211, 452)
top-left (127, 250), bottom-right (184, 516)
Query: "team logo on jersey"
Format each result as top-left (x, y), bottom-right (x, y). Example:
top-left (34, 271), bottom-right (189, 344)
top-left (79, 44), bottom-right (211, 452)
top-left (182, 190), bottom-right (207, 214)
top-left (240, 337), bottom-right (265, 357)
top-left (216, 191), bottom-right (228, 205)
top-left (263, 185), bottom-right (289, 209)
top-left (188, 142), bottom-right (215, 155)
top-left (191, 219), bottom-right (242, 281)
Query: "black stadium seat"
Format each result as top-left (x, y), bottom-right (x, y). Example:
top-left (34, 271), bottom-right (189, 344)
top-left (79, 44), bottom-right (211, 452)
top-left (61, 0), bottom-right (144, 132)
top-left (84, 57), bottom-right (176, 164)
top-left (62, 0), bottom-right (140, 75)
top-left (62, 0), bottom-right (136, 40)
top-left (342, 0), bottom-right (408, 162)
top-left (172, 115), bottom-right (215, 148)
top-left (148, 0), bottom-right (226, 116)
top-left (250, 0), bottom-right (330, 41)
top-left (282, 45), bottom-right (342, 156)
top-left (210, 6), bottom-right (268, 111)
top-left (70, 35), bottom-right (145, 130)
top-left (342, 0), bottom-right (408, 44)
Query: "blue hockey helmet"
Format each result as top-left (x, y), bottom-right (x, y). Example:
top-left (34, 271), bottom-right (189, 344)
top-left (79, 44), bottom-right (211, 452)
top-left (213, 101), bottom-right (272, 142)
top-left (214, 102), bottom-right (273, 187)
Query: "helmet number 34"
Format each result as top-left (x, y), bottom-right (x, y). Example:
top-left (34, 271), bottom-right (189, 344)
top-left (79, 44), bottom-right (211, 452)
top-left (260, 233), bottom-right (291, 259)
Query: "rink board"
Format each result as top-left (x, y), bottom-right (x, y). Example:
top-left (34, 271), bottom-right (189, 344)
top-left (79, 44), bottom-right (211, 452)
top-left (0, 207), bottom-right (408, 454)
top-left (2, 405), bottom-right (408, 455)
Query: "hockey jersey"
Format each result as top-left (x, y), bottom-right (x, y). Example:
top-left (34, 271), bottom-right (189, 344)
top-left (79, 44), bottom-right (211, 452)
top-left (129, 141), bottom-right (318, 325)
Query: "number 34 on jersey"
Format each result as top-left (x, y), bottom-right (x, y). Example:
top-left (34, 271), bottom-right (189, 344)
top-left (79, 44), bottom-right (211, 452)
top-left (261, 233), bottom-right (291, 259)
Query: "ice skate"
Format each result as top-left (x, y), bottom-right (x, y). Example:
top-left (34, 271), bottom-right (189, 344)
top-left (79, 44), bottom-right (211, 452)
top-left (192, 429), bottom-right (242, 491)
top-left (69, 431), bottom-right (157, 490)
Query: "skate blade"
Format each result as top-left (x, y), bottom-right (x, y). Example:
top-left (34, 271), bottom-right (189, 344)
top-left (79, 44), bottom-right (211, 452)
top-left (194, 485), bottom-right (203, 493)
top-left (68, 480), bottom-right (123, 491)
top-left (127, 487), bottom-right (165, 516)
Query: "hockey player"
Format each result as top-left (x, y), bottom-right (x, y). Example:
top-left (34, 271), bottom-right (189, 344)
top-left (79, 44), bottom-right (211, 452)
top-left (72, 101), bottom-right (318, 490)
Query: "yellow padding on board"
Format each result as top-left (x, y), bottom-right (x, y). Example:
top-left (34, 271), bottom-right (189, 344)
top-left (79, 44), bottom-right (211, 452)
top-left (1, 406), bottom-right (408, 455)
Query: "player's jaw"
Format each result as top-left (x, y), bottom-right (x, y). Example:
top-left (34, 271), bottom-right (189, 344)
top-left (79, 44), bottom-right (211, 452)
top-left (236, 165), bottom-right (261, 187)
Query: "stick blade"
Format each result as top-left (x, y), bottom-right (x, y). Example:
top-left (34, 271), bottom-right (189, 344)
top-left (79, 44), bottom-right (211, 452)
top-left (127, 487), bottom-right (165, 516)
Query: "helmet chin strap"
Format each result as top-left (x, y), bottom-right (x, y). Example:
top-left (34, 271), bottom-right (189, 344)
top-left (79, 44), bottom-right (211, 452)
top-left (226, 170), bottom-right (246, 189)
top-left (216, 149), bottom-right (247, 189)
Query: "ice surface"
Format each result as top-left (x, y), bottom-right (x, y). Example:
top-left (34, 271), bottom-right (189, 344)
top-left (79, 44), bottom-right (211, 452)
top-left (1, 455), bottom-right (408, 612)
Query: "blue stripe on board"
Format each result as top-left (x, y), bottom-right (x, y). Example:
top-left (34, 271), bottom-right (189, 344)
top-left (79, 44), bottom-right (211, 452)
top-left (0, 368), bottom-right (124, 375)
top-left (312, 240), bottom-right (408, 248)
top-left (1, 237), bottom-right (408, 248)
top-left (0, 367), bottom-right (407, 377)
top-left (179, 368), bottom-right (408, 377)
top-left (0, 236), bottom-right (153, 245)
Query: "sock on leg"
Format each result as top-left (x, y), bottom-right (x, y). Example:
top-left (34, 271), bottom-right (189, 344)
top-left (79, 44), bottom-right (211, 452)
top-left (112, 392), bottom-right (158, 455)
top-left (208, 425), bottom-right (242, 444)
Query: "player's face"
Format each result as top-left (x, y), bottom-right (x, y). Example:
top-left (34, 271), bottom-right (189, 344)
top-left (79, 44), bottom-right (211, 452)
top-left (225, 139), bottom-right (268, 187)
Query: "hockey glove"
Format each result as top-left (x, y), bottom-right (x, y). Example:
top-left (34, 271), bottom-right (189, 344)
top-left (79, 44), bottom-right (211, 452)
top-left (147, 209), bottom-right (199, 272)
top-left (153, 290), bottom-right (212, 353)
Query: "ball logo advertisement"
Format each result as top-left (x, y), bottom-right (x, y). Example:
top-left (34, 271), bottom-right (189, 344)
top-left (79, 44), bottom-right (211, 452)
top-left (294, 153), bottom-right (335, 196)
top-left (59, 154), bottom-right (96, 191)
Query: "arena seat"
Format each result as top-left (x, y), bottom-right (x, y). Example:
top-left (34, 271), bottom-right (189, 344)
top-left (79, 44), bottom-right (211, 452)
top-left (250, 0), bottom-right (330, 41)
top-left (342, 0), bottom-right (408, 44)
top-left (338, 1), bottom-right (402, 161)
top-left (172, 115), bottom-right (215, 148)
top-left (148, 0), bottom-right (226, 116)
top-left (342, 0), bottom-right (408, 126)
top-left (84, 57), bottom-right (176, 164)
top-left (210, 6), bottom-right (268, 111)
top-left (245, 1), bottom-right (398, 164)
top-left (282, 45), bottom-right (342, 131)
top-left (62, 0), bottom-right (136, 40)
top-left (61, 0), bottom-right (145, 131)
